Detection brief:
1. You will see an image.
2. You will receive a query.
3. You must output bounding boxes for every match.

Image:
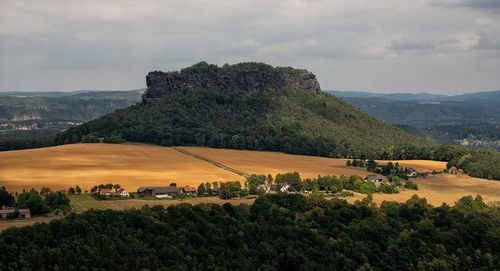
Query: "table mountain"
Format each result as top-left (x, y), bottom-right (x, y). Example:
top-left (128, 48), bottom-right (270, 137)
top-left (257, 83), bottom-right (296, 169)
top-left (56, 62), bottom-right (427, 157)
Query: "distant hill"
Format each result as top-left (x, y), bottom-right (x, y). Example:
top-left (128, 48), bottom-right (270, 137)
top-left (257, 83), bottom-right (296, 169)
top-left (330, 89), bottom-right (500, 104)
top-left (331, 90), bottom-right (449, 101)
top-left (56, 62), bottom-right (428, 158)
top-left (328, 90), bottom-right (500, 151)
top-left (0, 90), bottom-right (142, 141)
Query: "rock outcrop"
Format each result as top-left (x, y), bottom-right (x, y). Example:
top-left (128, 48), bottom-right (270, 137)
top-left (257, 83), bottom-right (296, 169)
top-left (142, 62), bottom-right (321, 103)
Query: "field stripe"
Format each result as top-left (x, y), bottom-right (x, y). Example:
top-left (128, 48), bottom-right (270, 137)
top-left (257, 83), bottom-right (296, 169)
top-left (173, 147), bottom-right (250, 178)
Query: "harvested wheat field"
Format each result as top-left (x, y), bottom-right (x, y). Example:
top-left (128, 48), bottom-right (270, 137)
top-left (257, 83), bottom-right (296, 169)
top-left (183, 147), bottom-right (372, 178)
top-left (376, 160), bottom-right (447, 172)
top-left (1, 144), bottom-right (498, 206)
top-left (346, 174), bottom-right (500, 206)
top-left (0, 143), bottom-right (244, 192)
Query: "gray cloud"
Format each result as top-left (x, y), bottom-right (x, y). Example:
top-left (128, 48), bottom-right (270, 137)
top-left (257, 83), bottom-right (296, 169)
top-left (390, 39), bottom-right (436, 50)
top-left (0, 0), bottom-right (500, 94)
top-left (430, 0), bottom-right (500, 9)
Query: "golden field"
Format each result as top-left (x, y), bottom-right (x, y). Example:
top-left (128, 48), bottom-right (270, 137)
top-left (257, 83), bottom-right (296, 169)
top-left (0, 144), bottom-right (245, 192)
top-left (348, 174), bottom-right (500, 206)
top-left (0, 143), bottom-right (498, 207)
top-left (183, 147), bottom-right (447, 177)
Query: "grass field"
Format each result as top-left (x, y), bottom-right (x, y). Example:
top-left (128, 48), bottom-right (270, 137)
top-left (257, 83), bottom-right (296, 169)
top-left (67, 194), bottom-right (255, 213)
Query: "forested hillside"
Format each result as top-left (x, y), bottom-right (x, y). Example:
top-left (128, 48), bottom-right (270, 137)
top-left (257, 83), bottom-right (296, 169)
top-left (1, 194), bottom-right (499, 270)
top-left (330, 90), bottom-right (500, 151)
top-left (55, 62), bottom-right (427, 158)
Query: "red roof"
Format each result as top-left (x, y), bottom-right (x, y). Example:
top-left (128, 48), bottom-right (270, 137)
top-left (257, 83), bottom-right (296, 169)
top-left (100, 188), bottom-right (112, 193)
top-left (183, 186), bottom-right (196, 192)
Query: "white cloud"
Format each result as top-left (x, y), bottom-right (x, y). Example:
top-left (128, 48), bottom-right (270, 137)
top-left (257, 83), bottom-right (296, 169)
top-left (456, 33), bottom-right (481, 50)
top-left (476, 17), bottom-right (492, 26)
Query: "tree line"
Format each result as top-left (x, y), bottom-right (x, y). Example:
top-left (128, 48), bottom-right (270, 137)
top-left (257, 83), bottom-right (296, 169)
top-left (0, 186), bottom-right (70, 216)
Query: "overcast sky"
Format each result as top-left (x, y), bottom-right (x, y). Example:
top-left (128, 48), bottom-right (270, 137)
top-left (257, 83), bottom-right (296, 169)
top-left (1, 0), bottom-right (499, 94)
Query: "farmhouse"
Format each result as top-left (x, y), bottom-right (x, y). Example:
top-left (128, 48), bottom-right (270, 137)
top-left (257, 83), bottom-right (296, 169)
top-left (448, 166), bottom-right (459, 174)
top-left (406, 167), bottom-right (418, 177)
top-left (114, 188), bottom-right (129, 197)
top-left (137, 186), bottom-right (177, 198)
top-left (365, 174), bottom-right (385, 187)
top-left (99, 188), bottom-right (112, 197)
top-left (181, 186), bottom-right (197, 195)
top-left (269, 183), bottom-right (290, 194)
top-left (212, 186), bottom-right (220, 195)
top-left (0, 207), bottom-right (31, 219)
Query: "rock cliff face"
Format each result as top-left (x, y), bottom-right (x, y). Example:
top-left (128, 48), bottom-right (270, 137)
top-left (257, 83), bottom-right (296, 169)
top-left (142, 62), bottom-right (321, 103)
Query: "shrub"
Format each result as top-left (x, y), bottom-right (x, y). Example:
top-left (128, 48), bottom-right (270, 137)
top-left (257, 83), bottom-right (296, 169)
top-left (81, 134), bottom-right (100, 143)
top-left (102, 135), bottom-right (125, 144)
top-left (404, 181), bottom-right (419, 190)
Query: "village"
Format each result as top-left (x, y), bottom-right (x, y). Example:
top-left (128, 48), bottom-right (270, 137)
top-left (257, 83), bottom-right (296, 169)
top-left (92, 164), bottom-right (432, 201)
top-left (1, 156), bottom-right (455, 221)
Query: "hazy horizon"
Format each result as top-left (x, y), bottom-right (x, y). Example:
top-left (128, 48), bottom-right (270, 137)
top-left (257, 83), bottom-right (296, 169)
top-left (1, 1), bottom-right (500, 94)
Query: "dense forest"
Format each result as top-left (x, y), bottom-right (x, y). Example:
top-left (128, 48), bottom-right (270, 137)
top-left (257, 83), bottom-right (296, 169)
top-left (0, 194), bottom-right (498, 270)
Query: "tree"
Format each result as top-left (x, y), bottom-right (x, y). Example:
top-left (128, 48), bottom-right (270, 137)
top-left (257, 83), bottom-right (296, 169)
top-left (169, 183), bottom-right (177, 187)
top-left (113, 184), bottom-right (121, 192)
top-left (0, 186), bottom-right (15, 207)
top-left (40, 187), bottom-right (51, 196)
top-left (404, 181), bottom-right (418, 190)
top-left (239, 189), bottom-right (249, 198)
top-left (266, 174), bottom-right (273, 186)
top-left (205, 182), bottom-right (213, 194)
top-left (197, 183), bottom-right (207, 195)
top-left (90, 186), bottom-right (98, 194)
top-left (17, 189), bottom-right (50, 215)
top-left (81, 134), bottom-right (100, 143)
top-left (45, 191), bottom-right (70, 210)
top-left (218, 182), bottom-right (242, 199)
top-left (247, 174), bottom-right (265, 194)
top-left (275, 172), bottom-right (302, 192)
top-left (75, 186), bottom-right (82, 194)
top-left (67, 187), bottom-right (76, 195)
top-left (102, 135), bottom-right (125, 144)
top-left (388, 175), bottom-right (401, 186)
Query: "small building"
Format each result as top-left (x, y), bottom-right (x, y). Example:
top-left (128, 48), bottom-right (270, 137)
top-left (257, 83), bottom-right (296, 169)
top-left (448, 166), bottom-right (459, 174)
top-left (212, 186), bottom-right (220, 195)
top-left (100, 188), bottom-right (112, 197)
top-left (269, 183), bottom-right (290, 194)
top-left (406, 168), bottom-right (418, 178)
top-left (365, 174), bottom-right (385, 187)
top-left (137, 186), bottom-right (177, 198)
top-left (0, 207), bottom-right (31, 219)
top-left (181, 186), bottom-right (197, 195)
top-left (115, 188), bottom-right (129, 197)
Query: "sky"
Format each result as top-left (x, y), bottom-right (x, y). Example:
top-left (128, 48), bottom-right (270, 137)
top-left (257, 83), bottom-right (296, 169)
top-left (1, 0), bottom-right (500, 94)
